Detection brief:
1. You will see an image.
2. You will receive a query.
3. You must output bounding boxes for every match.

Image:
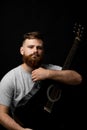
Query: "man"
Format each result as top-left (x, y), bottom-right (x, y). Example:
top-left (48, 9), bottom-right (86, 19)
top-left (0, 31), bottom-right (82, 130)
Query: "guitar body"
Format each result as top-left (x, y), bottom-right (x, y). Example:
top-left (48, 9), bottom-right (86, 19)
top-left (14, 80), bottom-right (65, 130)
top-left (0, 125), bottom-right (7, 130)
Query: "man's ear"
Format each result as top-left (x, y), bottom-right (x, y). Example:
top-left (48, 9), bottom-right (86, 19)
top-left (20, 47), bottom-right (24, 55)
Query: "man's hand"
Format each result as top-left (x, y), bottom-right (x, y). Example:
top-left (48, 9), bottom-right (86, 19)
top-left (32, 67), bottom-right (49, 81)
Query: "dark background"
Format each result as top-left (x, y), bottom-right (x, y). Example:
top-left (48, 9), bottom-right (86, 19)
top-left (0, 0), bottom-right (87, 78)
top-left (0, 0), bottom-right (87, 129)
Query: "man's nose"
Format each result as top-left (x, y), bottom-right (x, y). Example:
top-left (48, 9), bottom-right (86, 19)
top-left (33, 47), bottom-right (38, 52)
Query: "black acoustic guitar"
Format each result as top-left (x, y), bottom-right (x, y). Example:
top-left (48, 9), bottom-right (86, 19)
top-left (44, 23), bottom-right (84, 113)
top-left (14, 23), bottom-right (84, 130)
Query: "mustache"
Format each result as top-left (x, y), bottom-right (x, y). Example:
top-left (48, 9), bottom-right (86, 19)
top-left (30, 53), bottom-right (40, 57)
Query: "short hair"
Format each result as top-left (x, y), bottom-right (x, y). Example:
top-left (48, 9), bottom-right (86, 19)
top-left (22, 31), bottom-right (46, 44)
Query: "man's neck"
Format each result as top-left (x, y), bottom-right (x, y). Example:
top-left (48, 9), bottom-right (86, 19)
top-left (21, 63), bottom-right (33, 73)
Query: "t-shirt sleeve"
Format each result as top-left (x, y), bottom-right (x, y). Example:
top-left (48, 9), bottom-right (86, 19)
top-left (43, 64), bottom-right (62, 70)
top-left (0, 72), bottom-right (14, 107)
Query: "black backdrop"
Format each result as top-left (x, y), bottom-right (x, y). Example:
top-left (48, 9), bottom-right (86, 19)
top-left (0, 0), bottom-right (87, 78)
top-left (0, 0), bottom-right (87, 129)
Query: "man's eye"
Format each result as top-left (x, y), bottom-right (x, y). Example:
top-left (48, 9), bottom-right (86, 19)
top-left (28, 46), bottom-right (33, 48)
top-left (37, 46), bottom-right (43, 50)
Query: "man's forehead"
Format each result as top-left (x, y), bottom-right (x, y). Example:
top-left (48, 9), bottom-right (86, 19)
top-left (23, 39), bottom-right (43, 45)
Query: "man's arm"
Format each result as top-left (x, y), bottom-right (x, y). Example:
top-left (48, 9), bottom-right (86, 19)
top-left (32, 67), bottom-right (82, 85)
top-left (0, 105), bottom-right (32, 130)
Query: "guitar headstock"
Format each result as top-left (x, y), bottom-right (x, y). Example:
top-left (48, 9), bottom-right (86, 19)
top-left (73, 23), bottom-right (84, 41)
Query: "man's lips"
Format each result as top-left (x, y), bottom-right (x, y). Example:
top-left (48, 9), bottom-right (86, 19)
top-left (31, 55), bottom-right (39, 58)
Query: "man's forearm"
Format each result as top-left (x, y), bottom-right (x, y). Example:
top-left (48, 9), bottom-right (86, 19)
top-left (47, 69), bottom-right (82, 85)
top-left (0, 113), bottom-right (32, 130)
top-left (32, 67), bottom-right (82, 85)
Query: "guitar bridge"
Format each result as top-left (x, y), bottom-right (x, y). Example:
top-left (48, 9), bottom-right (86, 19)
top-left (44, 84), bottom-right (62, 113)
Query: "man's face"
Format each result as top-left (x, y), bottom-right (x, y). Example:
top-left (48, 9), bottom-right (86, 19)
top-left (20, 39), bottom-right (44, 68)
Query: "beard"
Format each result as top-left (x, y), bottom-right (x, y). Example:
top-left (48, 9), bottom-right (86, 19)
top-left (22, 53), bottom-right (43, 69)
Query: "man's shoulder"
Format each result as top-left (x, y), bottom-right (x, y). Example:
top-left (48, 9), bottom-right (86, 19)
top-left (0, 65), bottom-right (21, 80)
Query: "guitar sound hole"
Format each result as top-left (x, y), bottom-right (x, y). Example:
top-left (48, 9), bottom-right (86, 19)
top-left (47, 84), bottom-right (62, 102)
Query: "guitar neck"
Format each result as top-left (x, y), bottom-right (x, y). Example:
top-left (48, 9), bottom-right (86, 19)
top-left (63, 37), bottom-right (80, 70)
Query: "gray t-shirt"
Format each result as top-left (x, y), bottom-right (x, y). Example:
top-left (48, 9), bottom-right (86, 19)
top-left (0, 64), bottom-right (62, 111)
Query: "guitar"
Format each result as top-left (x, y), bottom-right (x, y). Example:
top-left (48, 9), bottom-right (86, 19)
top-left (14, 23), bottom-right (84, 130)
top-left (44, 23), bottom-right (84, 113)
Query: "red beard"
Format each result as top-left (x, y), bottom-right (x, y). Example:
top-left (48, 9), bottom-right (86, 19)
top-left (23, 53), bottom-right (43, 69)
